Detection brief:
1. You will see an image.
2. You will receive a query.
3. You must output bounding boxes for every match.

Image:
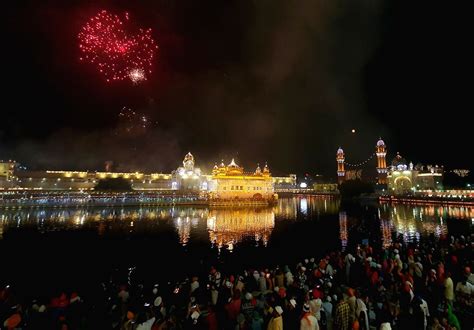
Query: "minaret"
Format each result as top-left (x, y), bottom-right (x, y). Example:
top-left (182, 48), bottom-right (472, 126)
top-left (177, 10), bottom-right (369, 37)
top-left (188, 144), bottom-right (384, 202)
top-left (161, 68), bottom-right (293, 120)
top-left (376, 138), bottom-right (388, 184)
top-left (336, 147), bottom-right (345, 184)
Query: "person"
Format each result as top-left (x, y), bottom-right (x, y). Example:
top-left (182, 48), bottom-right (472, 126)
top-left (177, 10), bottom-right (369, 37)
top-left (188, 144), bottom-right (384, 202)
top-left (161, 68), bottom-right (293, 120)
top-left (322, 296), bottom-right (333, 330)
top-left (275, 268), bottom-right (285, 289)
top-left (118, 285), bottom-right (129, 303)
top-left (446, 301), bottom-right (461, 330)
top-left (204, 305), bottom-right (218, 330)
top-left (224, 290), bottom-right (241, 326)
top-left (209, 266), bottom-right (221, 306)
top-left (284, 298), bottom-right (299, 329)
top-left (259, 272), bottom-right (268, 293)
top-left (419, 296), bottom-right (430, 330)
top-left (355, 295), bottom-right (369, 330)
top-left (455, 275), bottom-right (473, 308)
top-left (464, 266), bottom-right (474, 286)
top-left (444, 271), bottom-right (454, 305)
top-left (334, 293), bottom-right (350, 330)
top-left (242, 292), bottom-right (256, 319)
top-left (346, 288), bottom-right (356, 324)
top-left (285, 265), bottom-right (294, 287)
top-left (3, 313), bottom-right (22, 329)
top-left (300, 303), bottom-right (319, 330)
top-left (267, 306), bottom-right (283, 330)
top-left (250, 310), bottom-right (264, 330)
top-left (190, 276), bottom-right (200, 294)
top-left (66, 292), bottom-right (83, 330)
top-left (136, 312), bottom-right (155, 330)
top-left (308, 296), bottom-right (322, 322)
top-left (345, 254), bottom-right (354, 284)
top-left (122, 311), bottom-right (136, 330)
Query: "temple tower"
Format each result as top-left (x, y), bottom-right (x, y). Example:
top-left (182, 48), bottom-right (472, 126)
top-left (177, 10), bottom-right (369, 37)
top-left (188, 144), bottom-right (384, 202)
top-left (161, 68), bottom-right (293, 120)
top-left (376, 138), bottom-right (388, 184)
top-left (337, 147), bottom-right (345, 184)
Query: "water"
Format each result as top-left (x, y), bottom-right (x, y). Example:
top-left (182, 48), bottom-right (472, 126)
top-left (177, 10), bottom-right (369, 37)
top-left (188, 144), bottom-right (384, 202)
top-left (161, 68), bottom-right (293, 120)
top-left (0, 196), bottom-right (472, 299)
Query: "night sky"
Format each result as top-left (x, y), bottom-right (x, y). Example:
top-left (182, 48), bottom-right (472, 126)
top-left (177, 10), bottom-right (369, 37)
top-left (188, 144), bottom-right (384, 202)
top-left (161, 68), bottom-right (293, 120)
top-left (2, 1), bottom-right (472, 177)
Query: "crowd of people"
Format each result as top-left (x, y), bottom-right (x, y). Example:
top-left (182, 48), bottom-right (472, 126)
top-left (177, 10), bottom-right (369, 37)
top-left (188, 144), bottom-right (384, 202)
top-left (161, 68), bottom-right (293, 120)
top-left (1, 233), bottom-right (472, 329)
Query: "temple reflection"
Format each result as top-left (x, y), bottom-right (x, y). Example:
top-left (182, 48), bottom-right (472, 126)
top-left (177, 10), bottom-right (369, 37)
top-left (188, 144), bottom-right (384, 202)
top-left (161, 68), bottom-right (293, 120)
top-left (273, 198), bottom-right (297, 220)
top-left (207, 208), bottom-right (275, 251)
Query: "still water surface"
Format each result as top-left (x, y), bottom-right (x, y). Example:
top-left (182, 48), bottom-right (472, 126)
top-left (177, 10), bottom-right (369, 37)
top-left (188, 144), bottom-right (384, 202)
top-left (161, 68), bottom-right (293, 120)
top-left (0, 196), bottom-right (472, 297)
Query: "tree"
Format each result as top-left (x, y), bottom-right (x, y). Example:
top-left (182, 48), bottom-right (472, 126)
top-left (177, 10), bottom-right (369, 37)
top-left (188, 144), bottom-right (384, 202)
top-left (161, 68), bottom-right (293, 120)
top-left (338, 179), bottom-right (374, 199)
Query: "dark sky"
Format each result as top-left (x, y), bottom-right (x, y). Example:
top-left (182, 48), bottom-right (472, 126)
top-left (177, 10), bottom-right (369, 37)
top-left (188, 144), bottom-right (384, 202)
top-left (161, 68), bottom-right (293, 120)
top-left (2, 1), bottom-right (472, 177)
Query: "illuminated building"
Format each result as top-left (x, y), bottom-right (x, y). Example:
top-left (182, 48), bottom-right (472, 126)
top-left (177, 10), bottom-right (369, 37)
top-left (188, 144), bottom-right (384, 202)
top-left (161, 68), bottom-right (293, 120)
top-left (0, 153), bottom-right (294, 197)
top-left (273, 174), bottom-right (297, 191)
top-left (7, 170), bottom-right (173, 191)
top-left (336, 148), bottom-right (345, 184)
top-left (376, 138), bottom-right (388, 184)
top-left (337, 139), bottom-right (444, 192)
top-left (313, 183), bottom-right (339, 194)
top-left (0, 160), bottom-right (17, 189)
top-left (387, 153), bottom-right (444, 195)
top-left (209, 159), bottom-right (275, 200)
top-left (172, 152), bottom-right (206, 191)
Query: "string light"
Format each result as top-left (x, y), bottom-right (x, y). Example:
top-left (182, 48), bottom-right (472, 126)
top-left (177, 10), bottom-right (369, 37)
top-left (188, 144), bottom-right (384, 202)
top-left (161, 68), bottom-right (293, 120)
top-left (344, 153), bottom-right (376, 167)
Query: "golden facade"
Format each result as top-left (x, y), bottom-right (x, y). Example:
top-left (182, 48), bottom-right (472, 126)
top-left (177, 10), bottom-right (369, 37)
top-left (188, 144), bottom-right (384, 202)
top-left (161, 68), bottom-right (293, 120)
top-left (209, 159), bottom-right (275, 200)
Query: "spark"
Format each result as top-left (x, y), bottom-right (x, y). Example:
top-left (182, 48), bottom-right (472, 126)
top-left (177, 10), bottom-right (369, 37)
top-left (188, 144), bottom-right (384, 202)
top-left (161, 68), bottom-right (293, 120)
top-left (129, 68), bottom-right (146, 84)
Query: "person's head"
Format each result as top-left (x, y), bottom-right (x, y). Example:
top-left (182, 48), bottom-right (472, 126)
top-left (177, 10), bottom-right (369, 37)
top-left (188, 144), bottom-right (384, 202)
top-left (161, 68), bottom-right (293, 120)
top-left (274, 305), bottom-right (283, 317)
top-left (303, 303), bottom-right (310, 313)
top-left (289, 299), bottom-right (297, 309)
top-left (464, 266), bottom-right (471, 276)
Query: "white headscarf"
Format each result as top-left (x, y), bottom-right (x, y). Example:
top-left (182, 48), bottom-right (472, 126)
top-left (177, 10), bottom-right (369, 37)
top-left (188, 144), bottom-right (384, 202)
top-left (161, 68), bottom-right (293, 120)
top-left (356, 298), bottom-right (369, 330)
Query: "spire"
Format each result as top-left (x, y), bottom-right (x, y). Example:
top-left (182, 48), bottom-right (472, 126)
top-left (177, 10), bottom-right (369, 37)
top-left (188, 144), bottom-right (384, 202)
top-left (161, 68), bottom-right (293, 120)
top-left (228, 158), bottom-right (238, 167)
top-left (263, 162), bottom-right (270, 175)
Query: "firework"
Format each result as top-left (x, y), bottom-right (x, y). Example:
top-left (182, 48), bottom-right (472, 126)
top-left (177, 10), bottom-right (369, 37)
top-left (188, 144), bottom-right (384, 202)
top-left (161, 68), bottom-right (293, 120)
top-left (129, 68), bottom-right (146, 84)
top-left (116, 107), bottom-right (151, 136)
top-left (78, 10), bottom-right (158, 83)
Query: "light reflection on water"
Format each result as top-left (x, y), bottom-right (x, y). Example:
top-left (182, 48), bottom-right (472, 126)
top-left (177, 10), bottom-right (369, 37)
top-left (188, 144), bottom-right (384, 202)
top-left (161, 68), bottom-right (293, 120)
top-left (377, 203), bottom-right (472, 245)
top-left (0, 197), bottom-right (472, 250)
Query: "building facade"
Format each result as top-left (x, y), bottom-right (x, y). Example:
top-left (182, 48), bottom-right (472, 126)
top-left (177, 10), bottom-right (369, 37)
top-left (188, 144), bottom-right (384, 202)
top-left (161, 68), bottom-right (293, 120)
top-left (208, 159), bottom-right (275, 200)
top-left (172, 152), bottom-right (206, 191)
top-left (272, 174), bottom-right (297, 191)
top-left (0, 154), bottom-right (290, 198)
top-left (387, 153), bottom-right (443, 195)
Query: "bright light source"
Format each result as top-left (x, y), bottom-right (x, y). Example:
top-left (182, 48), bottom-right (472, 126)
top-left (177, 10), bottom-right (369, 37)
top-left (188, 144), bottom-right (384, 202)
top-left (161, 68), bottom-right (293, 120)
top-left (300, 182), bottom-right (307, 188)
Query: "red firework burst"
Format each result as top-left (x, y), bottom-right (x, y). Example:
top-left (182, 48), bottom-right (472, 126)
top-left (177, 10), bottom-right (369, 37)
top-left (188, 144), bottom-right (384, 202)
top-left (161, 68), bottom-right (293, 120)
top-left (78, 10), bottom-right (158, 83)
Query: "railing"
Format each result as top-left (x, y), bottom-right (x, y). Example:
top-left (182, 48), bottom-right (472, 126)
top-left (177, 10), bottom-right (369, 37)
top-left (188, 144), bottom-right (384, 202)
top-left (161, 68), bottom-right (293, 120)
top-left (379, 195), bottom-right (474, 206)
